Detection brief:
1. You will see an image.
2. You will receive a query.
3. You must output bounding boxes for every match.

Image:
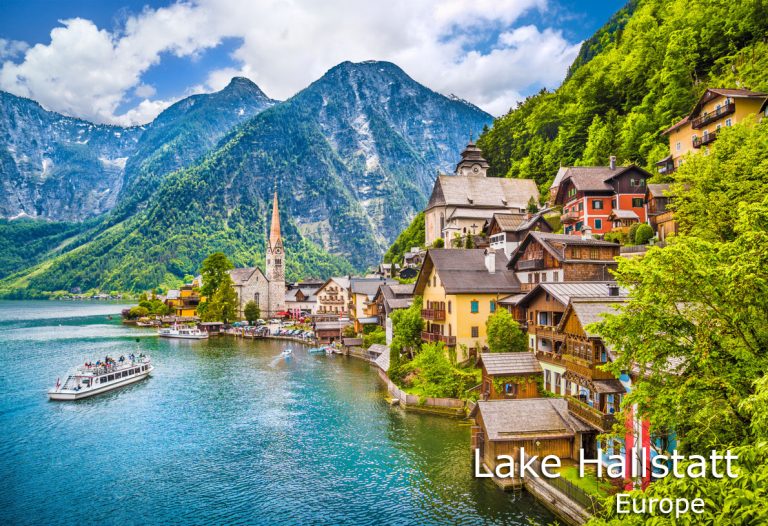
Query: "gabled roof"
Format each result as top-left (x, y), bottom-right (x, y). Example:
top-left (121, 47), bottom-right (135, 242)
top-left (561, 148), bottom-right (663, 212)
top-left (552, 165), bottom-right (652, 204)
top-left (608, 209), bottom-right (639, 221)
top-left (690, 87), bottom-right (767, 116)
top-left (508, 231), bottom-right (619, 268)
top-left (448, 207), bottom-right (510, 220)
top-left (662, 115), bottom-right (690, 135)
top-left (317, 276), bottom-right (351, 294)
top-left (488, 211), bottom-right (552, 234)
top-left (475, 399), bottom-right (592, 441)
top-left (351, 277), bottom-right (397, 298)
top-left (557, 297), bottom-right (628, 336)
top-left (479, 352), bottom-right (542, 376)
top-left (166, 289), bottom-right (180, 300)
top-left (516, 282), bottom-right (628, 309)
top-left (427, 175), bottom-right (539, 211)
top-left (414, 249), bottom-right (521, 295)
top-left (229, 267), bottom-right (266, 285)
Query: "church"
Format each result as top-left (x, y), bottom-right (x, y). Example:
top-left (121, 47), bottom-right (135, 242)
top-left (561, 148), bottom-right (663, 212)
top-left (228, 192), bottom-right (286, 319)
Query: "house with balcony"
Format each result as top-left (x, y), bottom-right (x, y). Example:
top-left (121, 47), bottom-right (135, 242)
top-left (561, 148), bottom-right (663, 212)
top-left (478, 352), bottom-right (542, 400)
top-left (658, 88), bottom-right (767, 173)
top-left (514, 282), bottom-right (627, 393)
top-left (413, 248), bottom-right (521, 361)
top-left (349, 277), bottom-right (397, 332)
top-left (485, 211), bottom-right (553, 257)
top-left (315, 276), bottom-right (351, 316)
top-left (507, 231), bottom-right (620, 292)
top-left (424, 141), bottom-right (539, 247)
top-left (552, 161), bottom-right (652, 236)
top-left (164, 284), bottom-right (202, 318)
top-left (646, 183), bottom-right (677, 241)
top-left (373, 283), bottom-right (414, 342)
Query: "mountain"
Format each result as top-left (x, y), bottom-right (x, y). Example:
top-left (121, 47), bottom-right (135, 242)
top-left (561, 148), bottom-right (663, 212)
top-left (477, 0), bottom-right (768, 192)
top-left (0, 77), bottom-right (276, 222)
top-left (0, 61), bottom-right (492, 295)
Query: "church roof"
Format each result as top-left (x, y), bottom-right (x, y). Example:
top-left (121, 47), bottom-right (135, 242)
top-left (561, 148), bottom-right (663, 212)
top-left (455, 140), bottom-right (490, 171)
top-left (269, 192), bottom-right (282, 246)
top-left (229, 267), bottom-right (266, 285)
top-left (426, 175), bottom-right (539, 211)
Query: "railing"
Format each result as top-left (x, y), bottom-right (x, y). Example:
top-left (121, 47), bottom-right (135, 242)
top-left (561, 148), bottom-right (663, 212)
top-left (535, 350), bottom-right (565, 365)
top-left (421, 308), bottom-right (446, 321)
top-left (421, 331), bottom-right (457, 346)
top-left (691, 102), bottom-right (734, 129)
top-left (561, 210), bottom-right (580, 223)
top-left (517, 258), bottom-right (546, 271)
top-left (535, 325), bottom-right (566, 341)
top-left (524, 454), bottom-right (603, 513)
top-left (567, 396), bottom-right (615, 431)
top-left (562, 356), bottom-right (615, 380)
top-left (692, 130), bottom-right (718, 148)
top-left (656, 163), bottom-right (675, 175)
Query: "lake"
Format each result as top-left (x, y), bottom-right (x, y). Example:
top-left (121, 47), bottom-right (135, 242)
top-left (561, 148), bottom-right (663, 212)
top-left (0, 301), bottom-right (557, 525)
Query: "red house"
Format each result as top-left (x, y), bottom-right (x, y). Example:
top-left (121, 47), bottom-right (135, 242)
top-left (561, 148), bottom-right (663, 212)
top-left (552, 159), bottom-right (651, 236)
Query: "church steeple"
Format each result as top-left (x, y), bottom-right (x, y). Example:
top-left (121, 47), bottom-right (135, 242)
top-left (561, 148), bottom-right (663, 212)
top-left (269, 191), bottom-right (282, 248)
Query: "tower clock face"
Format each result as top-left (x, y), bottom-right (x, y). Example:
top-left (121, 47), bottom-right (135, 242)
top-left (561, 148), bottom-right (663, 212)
top-left (473, 165), bottom-right (479, 173)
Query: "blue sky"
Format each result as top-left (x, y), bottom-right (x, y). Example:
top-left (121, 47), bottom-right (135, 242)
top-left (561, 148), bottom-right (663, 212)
top-left (0, 0), bottom-right (627, 124)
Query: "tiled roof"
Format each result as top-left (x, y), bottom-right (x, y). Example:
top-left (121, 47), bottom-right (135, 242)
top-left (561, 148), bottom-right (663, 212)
top-left (509, 231), bottom-right (619, 267)
top-left (229, 267), bottom-right (263, 284)
top-left (448, 207), bottom-right (510, 220)
top-left (166, 289), bottom-right (180, 300)
top-left (476, 399), bottom-right (592, 440)
top-left (662, 115), bottom-right (690, 135)
top-left (552, 165), bottom-right (652, 203)
top-left (609, 209), bottom-right (639, 220)
top-left (427, 175), bottom-right (539, 210)
top-left (479, 352), bottom-right (542, 376)
top-left (647, 183), bottom-right (672, 198)
top-left (708, 88), bottom-right (767, 98)
top-left (565, 297), bottom-right (627, 336)
top-left (351, 277), bottom-right (396, 298)
top-left (424, 249), bottom-right (520, 294)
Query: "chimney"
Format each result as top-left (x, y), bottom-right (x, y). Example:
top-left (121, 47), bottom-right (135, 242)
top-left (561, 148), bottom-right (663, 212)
top-left (484, 248), bottom-right (496, 274)
top-left (581, 226), bottom-right (593, 240)
top-left (608, 284), bottom-right (620, 297)
top-left (609, 155), bottom-right (616, 170)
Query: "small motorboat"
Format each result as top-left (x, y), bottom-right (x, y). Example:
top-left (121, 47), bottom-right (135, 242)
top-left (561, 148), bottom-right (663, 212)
top-left (308, 347), bottom-right (326, 354)
top-left (49, 354), bottom-right (153, 401)
top-left (281, 348), bottom-right (293, 357)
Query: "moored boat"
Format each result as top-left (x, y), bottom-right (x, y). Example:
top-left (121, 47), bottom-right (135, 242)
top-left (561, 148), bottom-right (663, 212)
top-left (158, 324), bottom-right (208, 339)
top-left (49, 354), bottom-right (153, 401)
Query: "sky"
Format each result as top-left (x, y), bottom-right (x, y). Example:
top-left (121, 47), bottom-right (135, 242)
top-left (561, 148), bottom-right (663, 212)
top-left (0, 0), bottom-right (626, 126)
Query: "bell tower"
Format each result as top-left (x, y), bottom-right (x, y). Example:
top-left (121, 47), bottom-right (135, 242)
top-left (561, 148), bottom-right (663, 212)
top-left (266, 191), bottom-right (286, 316)
top-left (455, 137), bottom-right (490, 177)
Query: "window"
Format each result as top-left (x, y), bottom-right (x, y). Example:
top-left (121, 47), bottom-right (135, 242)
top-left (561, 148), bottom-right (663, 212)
top-left (590, 248), bottom-right (599, 259)
top-left (471, 326), bottom-right (479, 338)
top-left (592, 199), bottom-right (603, 210)
top-left (470, 300), bottom-right (479, 313)
top-left (675, 141), bottom-right (681, 151)
top-left (432, 276), bottom-right (436, 287)
top-left (631, 198), bottom-right (644, 208)
top-left (553, 271), bottom-right (560, 282)
top-left (726, 118), bottom-right (732, 127)
top-left (490, 301), bottom-right (496, 313)
top-left (594, 219), bottom-right (602, 230)
top-left (716, 124), bottom-right (721, 131)
top-left (108, 374), bottom-right (114, 381)
top-left (578, 202), bottom-right (583, 211)
top-left (447, 301), bottom-right (451, 314)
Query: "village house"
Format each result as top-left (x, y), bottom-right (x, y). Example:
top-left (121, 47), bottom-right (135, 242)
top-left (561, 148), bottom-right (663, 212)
top-left (471, 399), bottom-right (593, 476)
top-left (373, 282), bottom-right (414, 342)
top-left (657, 88), bottom-right (767, 174)
top-left (506, 232), bottom-right (620, 292)
top-left (552, 161), bottom-right (652, 236)
top-left (478, 352), bottom-right (542, 400)
top-left (375, 263), bottom-right (400, 278)
top-left (424, 141), bottom-right (539, 247)
top-left (646, 183), bottom-right (677, 241)
top-left (315, 277), bottom-right (351, 316)
top-left (402, 247), bottom-right (426, 269)
top-left (349, 277), bottom-right (397, 332)
top-left (414, 248), bottom-right (521, 361)
top-left (228, 192), bottom-right (286, 319)
top-left (485, 211), bottom-right (553, 257)
top-left (285, 281), bottom-right (323, 316)
top-left (164, 284), bottom-right (202, 317)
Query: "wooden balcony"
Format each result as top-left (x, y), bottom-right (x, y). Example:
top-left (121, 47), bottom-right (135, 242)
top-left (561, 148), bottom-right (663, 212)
top-left (567, 396), bottom-right (616, 432)
top-left (534, 325), bottom-right (566, 342)
top-left (692, 130), bottom-right (718, 148)
top-left (562, 355), bottom-right (616, 380)
top-left (561, 210), bottom-right (581, 224)
top-left (535, 350), bottom-right (565, 365)
top-left (421, 308), bottom-right (446, 321)
top-left (517, 258), bottom-right (546, 271)
top-left (421, 331), bottom-right (456, 346)
top-left (691, 102), bottom-right (735, 129)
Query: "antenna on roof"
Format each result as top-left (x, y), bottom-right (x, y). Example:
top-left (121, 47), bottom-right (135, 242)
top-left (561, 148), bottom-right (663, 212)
top-left (469, 130), bottom-right (473, 143)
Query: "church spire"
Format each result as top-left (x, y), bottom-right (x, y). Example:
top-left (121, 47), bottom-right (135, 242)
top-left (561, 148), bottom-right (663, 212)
top-left (269, 191), bottom-right (282, 247)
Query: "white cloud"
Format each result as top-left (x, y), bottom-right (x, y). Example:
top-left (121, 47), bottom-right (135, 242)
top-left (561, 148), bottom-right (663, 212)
top-left (0, 0), bottom-right (581, 124)
top-left (0, 38), bottom-right (29, 60)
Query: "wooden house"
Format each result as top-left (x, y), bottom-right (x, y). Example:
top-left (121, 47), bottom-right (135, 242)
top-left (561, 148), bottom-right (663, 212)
top-left (486, 212), bottom-right (553, 257)
top-left (471, 399), bottom-right (593, 476)
top-left (478, 352), bottom-right (542, 400)
top-left (646, 183), bottom-right (677, 241)
top-left (507, 232), bottom-right (619, 291)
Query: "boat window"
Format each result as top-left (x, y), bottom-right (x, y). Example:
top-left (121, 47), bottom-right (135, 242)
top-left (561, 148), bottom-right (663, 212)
top-left (122, 371), bottom-right (128, 378)
top-left (133, 368), bottom-right (139, 374)
top-left (108, 374), bottom-right (114, 381)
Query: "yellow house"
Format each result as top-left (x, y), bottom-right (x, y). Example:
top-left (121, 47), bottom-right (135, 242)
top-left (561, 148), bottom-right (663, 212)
top-left (414, 248), bottom-right (522, 362)
top-left (165, 284), bottom-right (202, 318)
top-left (657, 88), bottom-right (767, 174)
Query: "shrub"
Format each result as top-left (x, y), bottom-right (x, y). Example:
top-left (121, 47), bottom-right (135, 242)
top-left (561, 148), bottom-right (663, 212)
top-left (634, 223), bottom-right (654, 245)
top-left (128, 306), bottom-right (150, 319)
top-left (363, 326), bottom-right (386, 348)
top-left (486, 308), bottom-right (528, 353)
top-left (627, 223), bottom-right (640, 244)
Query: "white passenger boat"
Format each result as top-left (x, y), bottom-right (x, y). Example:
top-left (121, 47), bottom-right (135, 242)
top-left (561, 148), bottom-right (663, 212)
top-left (158, 325), bottom-right (208, 339)
top-left (49, 355), bottom-right (153, 401)
top-left (281, 348), bottom-right (293, 357)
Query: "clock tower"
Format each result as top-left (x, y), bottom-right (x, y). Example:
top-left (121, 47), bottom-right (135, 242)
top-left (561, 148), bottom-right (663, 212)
top-left (266, 192), bottom-right (286, 317)
top-left (455, 139), bottom-right (490, 177)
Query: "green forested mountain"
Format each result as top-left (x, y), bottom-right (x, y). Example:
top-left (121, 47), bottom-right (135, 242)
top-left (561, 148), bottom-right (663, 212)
top-left (478, 0), bottom-right (768, 194)
top-left (0, 61), bottom-right (491, 295)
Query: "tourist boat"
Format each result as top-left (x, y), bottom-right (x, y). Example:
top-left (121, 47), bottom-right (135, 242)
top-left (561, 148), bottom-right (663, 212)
top-left (158, 325), bottom-right (208, 339)
top-left (49, 355), bottom-right (153, 401)
top-left (281, 348), bottom-right (293, 357)
top-left (307, 347), bottom-right (326, 354)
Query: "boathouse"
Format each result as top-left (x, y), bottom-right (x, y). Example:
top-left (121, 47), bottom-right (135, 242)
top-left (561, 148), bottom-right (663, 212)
top-left (478, 352), bottom-right (542, 400)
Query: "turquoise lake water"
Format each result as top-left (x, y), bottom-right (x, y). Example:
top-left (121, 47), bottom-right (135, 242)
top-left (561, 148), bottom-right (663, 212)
top-left (0, 301), bottom-right (557, 525)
